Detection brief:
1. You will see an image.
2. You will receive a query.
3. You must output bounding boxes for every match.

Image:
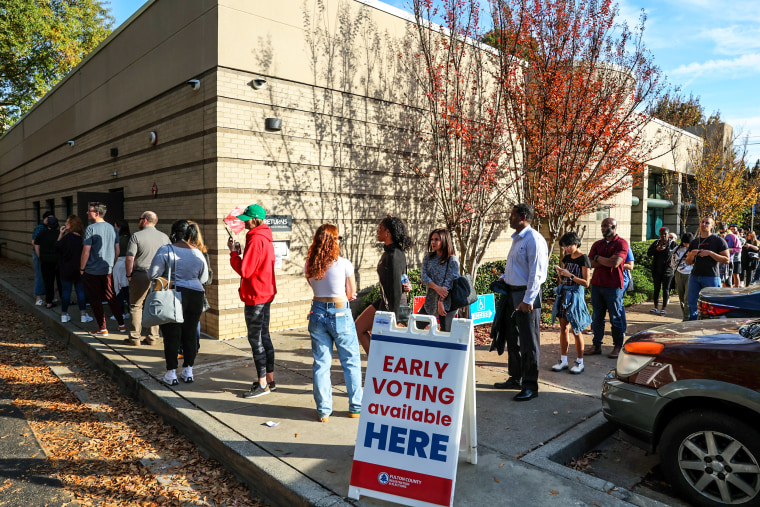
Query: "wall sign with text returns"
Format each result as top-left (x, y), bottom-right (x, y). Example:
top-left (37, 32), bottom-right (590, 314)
top-left (349, 313), bottom-right (477, 507)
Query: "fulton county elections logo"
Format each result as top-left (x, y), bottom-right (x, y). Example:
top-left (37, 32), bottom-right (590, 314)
top-left (378, 472), bottom-right (390, 485)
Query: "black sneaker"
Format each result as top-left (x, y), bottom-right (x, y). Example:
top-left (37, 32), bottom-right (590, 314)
top-left (242, 383), bottom-right (270, 399)
top-left (268, 381), bottom-right (277, 392)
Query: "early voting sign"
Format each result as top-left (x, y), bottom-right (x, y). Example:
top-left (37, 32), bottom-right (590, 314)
top-left (349, 312), bottom-right (476, 507)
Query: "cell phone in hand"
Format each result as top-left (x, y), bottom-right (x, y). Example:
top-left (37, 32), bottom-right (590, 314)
top-left (225, 225), bottom-right (234, 241)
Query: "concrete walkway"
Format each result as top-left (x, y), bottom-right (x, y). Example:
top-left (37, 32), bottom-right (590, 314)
top-left (0, 259), bottom-right (678, 506)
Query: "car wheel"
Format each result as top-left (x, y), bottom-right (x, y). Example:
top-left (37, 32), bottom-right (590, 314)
top-left (661, 410), bottom-right (760, 506)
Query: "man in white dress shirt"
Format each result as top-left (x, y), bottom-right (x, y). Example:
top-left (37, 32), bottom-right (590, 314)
top-left (493, 203), bottom-right (549, 401)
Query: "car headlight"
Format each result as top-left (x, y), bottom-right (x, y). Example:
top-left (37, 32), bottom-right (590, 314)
top-left (616, 341), bottom-right (664, 376)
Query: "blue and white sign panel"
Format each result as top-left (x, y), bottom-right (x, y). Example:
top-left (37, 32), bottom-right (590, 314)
top-left (469, 294), bottom-right (495, 326)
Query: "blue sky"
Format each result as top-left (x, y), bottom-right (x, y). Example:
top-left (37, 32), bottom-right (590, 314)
top-left (108, 0), bottom-right (760, 164)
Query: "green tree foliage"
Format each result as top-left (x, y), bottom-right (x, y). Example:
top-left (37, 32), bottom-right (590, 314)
top-left (0, 0), bottom-right (113, 132)
top-left (647, 90), bottom-right (721, 129)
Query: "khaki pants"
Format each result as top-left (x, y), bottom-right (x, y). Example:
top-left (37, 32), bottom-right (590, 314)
top-left (129, 271), bottom-right (159, 341)
top-left (675, 271), bottom-right (690, 322)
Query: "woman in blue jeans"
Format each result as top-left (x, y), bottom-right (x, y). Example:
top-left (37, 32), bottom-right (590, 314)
top-left (305, 224), bottom-right (363, 423)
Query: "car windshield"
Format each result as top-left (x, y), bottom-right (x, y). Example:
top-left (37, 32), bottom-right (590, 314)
top-left (738, 321), bottom-right (760, 340)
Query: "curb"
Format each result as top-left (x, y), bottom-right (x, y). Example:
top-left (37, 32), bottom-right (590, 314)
top-left (0, 278), bottom-right (352, 507)
top-left (521, 412), bottom-right (669, 507)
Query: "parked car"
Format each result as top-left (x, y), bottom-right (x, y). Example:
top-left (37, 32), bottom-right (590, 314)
top-left (602, 318), bottom-right (760, 507)
top-left (698, 285), bottom-right (760, 319)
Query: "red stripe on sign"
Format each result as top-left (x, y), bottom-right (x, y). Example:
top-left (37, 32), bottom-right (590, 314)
top-left (350, 460), bottom-right (453, 506)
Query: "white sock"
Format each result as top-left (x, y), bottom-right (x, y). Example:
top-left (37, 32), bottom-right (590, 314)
top-left (560, 355), bottom-right (568, 364)
top-left (577, 358), bottom-right (584, 365)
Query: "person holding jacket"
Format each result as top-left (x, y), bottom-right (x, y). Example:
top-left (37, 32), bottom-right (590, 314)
top-left (647, 227), bottom-right (678, 316)
top-left (229, 204), bottom-right (277, 399)
top-left (418, 228), bottom-right (460, 332)
top-left (550, 232), bottom-right (591, 374)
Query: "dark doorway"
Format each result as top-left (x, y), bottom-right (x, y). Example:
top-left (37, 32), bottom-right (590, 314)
top-left (77, 191), bottom-right (124, 226)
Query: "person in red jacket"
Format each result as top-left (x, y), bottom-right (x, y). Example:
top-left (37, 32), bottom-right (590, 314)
top-left (229, 204), bottom-right (278, 399)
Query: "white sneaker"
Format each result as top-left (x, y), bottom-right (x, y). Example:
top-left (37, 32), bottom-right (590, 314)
top-left (110, 315), bottom-right (116, 321)
top-left (660, 309), bottom-right (667, 317)
top-left (163, 370), bottom-right (179, 386)
top-left (80, 313), bottom-right (94, 323)
top-left (180, 366), bottom-right (194, 383)
top-left (551, 360), bottom-right (569, 372)
top-left (35, 299), bottom-right (44, 306)
top-left (650, 308), bottom-right (659, 314)
top-left (570, 361), bottom-right (585, 374)
top-left (60, 314), bottom-right (71, 323)
top-left (123, 313), bottom-right (130, 320)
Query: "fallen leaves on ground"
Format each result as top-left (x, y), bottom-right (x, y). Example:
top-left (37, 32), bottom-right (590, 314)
top-left (0, 288), bottom-right (266, 507)
top-left (567, 450), bottom-right (603, 473)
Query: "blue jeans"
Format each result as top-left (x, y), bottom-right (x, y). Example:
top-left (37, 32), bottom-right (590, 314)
top-left (308, 301), bottom-right (363, 418)
top-left (591, 286), bottom-right (626, 347)
top-left (688, 275), bottom-right (721, 320)
top-left (61, 280), bottom-right (86, 313)
top-left (33, 253), bottom-right (45, 297)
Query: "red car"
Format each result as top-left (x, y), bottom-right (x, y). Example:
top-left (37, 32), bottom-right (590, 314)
top-left (602, 318), bottom-right (760, 507)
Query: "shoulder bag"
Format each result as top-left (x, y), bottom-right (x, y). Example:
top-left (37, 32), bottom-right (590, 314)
top-left (448, 259), bottom-right (477, 309)
top-left (142, 246), bottom-right (184, 327)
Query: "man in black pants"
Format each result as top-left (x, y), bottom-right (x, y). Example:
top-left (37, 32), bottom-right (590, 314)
top-left (492, 204), bottom-right (549, 401)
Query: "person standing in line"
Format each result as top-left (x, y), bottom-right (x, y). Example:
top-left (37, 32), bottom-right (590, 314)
top-left (647, 227), bottom-right (677, 316)
top-left (181, 220), bottom-right (212, 356)
top-left (149, 220), bottom-right (208, 386)
top-left (354, 216), bottom-right (413, 353)
top-left (229, 204), bottom-right (277, 399)
top-left (34, 216), bottom-right (63, 308)
top-left (79, 202), bottom-right (125, 336)
top-left (671, 233), bottom-right (693, 321)
top-left (687, 217), bottom-right (730, 320)
top-left (32, 211), bottom-right (53, 305)
top-left (56, 215), bottom-right (93, 323)
top-left (418, 228), bottom-right (460, 332)
top-left (124, 211), bottom-right (170, 346)
top-left (717, 222), bottom-right (739, 287)
top-left (305, 224), bottom-right (362, 423)
top-left (584, 218), bottom-right (629, 359)
top-left (730, 224), bottom-right (745, 287)
top-left (492, 203), bottom-right (548, 402)
top-left (550, 232), bottom-right (591, 374)
top-left (111, 219), bottom-right (131, 322)
top-left (741, 231), bottom-right (759, 286)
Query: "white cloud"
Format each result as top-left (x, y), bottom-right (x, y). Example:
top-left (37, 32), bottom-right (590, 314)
top-left (670, 53), bottom-right (760, 79)
top-left (702, 26), bottom-right (760, 55)
top-left (724, 115), bottom-right (760, 163)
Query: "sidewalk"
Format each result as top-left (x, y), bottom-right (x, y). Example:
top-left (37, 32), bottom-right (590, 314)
top-left (0, 258), bottom-right (679, 506)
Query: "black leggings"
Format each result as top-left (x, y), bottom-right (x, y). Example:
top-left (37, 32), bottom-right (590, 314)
top-left (653, 271), bottom-right (673, 308)
top-left (160, 288), bottom-right (204, 370)
top-left (40, 261), bottom-right (62, 304)
top-left (244, 302), bottom-right (275, 378)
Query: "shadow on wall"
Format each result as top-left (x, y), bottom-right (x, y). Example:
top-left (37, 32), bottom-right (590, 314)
top-left (254, 0), bottom-right (433, 292)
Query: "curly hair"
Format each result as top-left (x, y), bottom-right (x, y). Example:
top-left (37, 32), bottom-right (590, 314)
top-left (305, 224), bottom-right (340, 280)
top-left (381, 216), bottom-right (412, 251)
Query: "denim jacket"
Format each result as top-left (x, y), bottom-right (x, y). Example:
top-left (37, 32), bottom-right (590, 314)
top-left (551, 284), bottom-right (592, 335)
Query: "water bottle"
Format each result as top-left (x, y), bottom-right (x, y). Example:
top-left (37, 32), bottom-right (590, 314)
top-left (401, 273), bottom-right (410, 285)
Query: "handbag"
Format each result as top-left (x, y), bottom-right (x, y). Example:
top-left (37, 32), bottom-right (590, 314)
top-left (142, 246), bottom-right (184, 327)
top-left (448, 259), bottom-right (477, 309)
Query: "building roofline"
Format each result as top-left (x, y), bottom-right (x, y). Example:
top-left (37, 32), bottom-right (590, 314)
top-left (649, 116), bottom-right (704, 142)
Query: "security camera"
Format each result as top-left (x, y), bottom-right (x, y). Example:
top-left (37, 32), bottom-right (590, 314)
top-left (67, 140), bottom-right (75, 147)
top-left (252, 78), bottom-right (267, 90)
top-left (187, 79), bottom-right (200, 90)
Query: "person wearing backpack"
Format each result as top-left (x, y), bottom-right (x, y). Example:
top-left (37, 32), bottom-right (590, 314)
top-left (491, 204), bottom-right (548, 402)
top-left (418, 228), bottom-right (460, 332)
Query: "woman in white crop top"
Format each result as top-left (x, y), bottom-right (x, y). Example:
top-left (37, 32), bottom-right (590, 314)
top-left (305, 224), bottom-right (362, 423)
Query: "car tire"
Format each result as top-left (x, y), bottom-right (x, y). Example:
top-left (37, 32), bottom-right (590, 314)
top-left (660, 409), bottom-right (760, 507)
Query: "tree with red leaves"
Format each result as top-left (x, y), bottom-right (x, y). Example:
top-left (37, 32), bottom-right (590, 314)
top-left (492, 0), bottom-right (668, 251)
top-left (403, 0), bottom-right (517, 277)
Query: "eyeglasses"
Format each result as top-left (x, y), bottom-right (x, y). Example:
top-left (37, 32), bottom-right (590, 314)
top-left (87, 209), bottom-right (96, 214)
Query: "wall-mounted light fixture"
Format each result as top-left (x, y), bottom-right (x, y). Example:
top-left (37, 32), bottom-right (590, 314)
top-left (112, 171), bottom-right (118, 178)
top-left (187, 79), bottom-right (200, 91)
top-left (251, 78), bottom-right (267, 89)
top-left (67, 140), bottom-right (75, 147)
top-left (265, 118), bottom-right (282, 131)
top-left (149, 131), bottom-right (158, 145)
top-left (110, 148), bottom-right (118, 157)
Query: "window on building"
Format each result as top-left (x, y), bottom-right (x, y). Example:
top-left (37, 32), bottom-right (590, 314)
top-left (648, 174), bottom-right (663, 199)
top-left (647, 208), bottom-right (664, 239)
top-left (46, 198), bottom-right (55, 216)
top-left (596, 206), bottom-right (610, 221)
top-left (63, 196), bottom-right (73, 218)
top-left (33, 201), bottom-right (41, 225)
